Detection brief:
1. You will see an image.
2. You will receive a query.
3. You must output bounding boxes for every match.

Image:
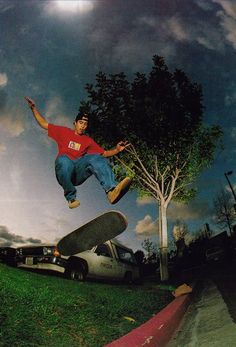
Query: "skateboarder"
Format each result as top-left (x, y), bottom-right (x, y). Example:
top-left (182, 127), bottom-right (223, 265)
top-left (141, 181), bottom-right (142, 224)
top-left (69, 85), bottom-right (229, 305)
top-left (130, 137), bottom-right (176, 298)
top-left (25, 96), bottom-right (132, 209)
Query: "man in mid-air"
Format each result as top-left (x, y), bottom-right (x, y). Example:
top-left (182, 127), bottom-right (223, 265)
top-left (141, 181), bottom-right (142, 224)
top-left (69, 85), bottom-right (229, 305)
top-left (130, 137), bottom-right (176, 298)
top-left (25, 96), bottom-right (132, 209)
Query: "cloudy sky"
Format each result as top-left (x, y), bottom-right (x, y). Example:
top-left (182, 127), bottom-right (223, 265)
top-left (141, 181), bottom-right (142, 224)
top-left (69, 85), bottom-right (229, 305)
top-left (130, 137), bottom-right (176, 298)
top-left (0, 0), bottom-right (236, 251)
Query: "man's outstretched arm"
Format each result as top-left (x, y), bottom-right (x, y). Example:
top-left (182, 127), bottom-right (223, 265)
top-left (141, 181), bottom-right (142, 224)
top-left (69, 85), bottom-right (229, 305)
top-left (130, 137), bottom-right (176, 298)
top-left (25, 96), bottom-right (48, 130)
top-left (103, 141), bottom-right (130, 158)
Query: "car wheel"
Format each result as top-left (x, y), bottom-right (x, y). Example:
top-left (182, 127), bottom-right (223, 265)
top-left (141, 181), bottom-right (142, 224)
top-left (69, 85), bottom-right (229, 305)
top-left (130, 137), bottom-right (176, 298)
top-left (70, 268), bottom-right (85, 281)
top-left (66, 264), bottom-right (86, 281)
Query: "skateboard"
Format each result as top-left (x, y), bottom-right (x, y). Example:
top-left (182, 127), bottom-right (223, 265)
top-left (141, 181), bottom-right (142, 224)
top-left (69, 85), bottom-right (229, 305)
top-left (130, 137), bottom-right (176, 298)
top-left (57, 210), bottom-right (128, 256)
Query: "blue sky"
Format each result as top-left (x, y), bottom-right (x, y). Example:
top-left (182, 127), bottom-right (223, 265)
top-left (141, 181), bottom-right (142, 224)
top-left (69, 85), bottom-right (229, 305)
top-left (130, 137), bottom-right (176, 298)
top-left (0, 0), bottom-right (236, 252)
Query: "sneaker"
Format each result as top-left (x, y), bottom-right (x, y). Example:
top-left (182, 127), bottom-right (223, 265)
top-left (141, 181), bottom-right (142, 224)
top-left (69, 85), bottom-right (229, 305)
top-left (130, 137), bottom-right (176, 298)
top-left (107, 177), bottom-right (132, 204)
top-left (68, 199), bottom-right (80, 209)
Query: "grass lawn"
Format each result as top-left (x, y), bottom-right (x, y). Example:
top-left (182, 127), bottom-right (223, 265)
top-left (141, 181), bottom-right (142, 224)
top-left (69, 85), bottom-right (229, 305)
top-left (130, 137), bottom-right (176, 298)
top-left (0, 263), bottom-right (173, 347)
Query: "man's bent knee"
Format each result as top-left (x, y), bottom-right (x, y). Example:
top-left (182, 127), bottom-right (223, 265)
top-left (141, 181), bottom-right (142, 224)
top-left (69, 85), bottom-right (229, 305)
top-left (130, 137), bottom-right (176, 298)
top-left (55, 155), bottom-right (74, 170)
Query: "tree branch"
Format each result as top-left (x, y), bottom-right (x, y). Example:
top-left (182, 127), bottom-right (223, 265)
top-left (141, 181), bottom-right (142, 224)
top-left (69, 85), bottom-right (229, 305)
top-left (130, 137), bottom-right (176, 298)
top-left (115, 155), bottom-right (156, 188)
top-left (125, 144), bottom-right (158, 187)
top-left (164, 179), bottom-right (171, 199)
top-left (166, 169), bottom-right (180, 206)
top-left (115, 156), bottom-right (158, 194)
top-left (154, 155), bottom-right (159, 181)
top-left (173, 181), bottom-right (192, 194)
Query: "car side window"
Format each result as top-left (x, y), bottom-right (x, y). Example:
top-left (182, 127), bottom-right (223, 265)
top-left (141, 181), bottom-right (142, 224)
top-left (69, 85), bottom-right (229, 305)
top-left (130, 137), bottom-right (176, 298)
top-left (95, 244), bottom-right (112, 258)
top-left (115, 245), bottom-right (136, 264)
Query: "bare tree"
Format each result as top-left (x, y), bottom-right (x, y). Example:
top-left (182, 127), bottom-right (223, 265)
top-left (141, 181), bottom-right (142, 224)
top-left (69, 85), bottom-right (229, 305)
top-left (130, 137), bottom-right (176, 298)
top-left (213, 189), bottom-right (236, 236)
top-left (173, 219), bottom-right (189, 258)
top-left (142, 238), bottom-right (158, 262)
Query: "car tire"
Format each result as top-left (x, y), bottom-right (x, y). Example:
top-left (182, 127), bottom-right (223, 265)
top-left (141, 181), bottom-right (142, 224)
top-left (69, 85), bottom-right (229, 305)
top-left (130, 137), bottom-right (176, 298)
top-left (65, 264), bottom-right (87, 281)
top-left (70, 268), bottom-right (85, 281)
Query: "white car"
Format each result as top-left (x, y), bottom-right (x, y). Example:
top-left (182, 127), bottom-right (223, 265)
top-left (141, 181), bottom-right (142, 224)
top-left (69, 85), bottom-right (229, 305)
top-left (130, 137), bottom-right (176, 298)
top-left (16, 239), bottom-right (140, 283)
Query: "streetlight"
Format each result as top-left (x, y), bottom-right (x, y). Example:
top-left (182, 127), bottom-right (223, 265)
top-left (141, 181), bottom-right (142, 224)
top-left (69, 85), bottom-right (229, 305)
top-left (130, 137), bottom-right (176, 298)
top-left (224, 171), bottom-right (236, 210)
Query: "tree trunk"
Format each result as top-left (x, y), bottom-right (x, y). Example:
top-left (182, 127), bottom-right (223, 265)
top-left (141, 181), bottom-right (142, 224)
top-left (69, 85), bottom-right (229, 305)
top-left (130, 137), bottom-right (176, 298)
top-left (159, 203), bottom-right (169, 281)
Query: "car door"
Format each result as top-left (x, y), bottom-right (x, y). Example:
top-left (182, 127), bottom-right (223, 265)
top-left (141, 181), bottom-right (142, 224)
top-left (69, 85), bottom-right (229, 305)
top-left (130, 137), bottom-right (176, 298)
top-left (89, 243), bottom-right (120, 279)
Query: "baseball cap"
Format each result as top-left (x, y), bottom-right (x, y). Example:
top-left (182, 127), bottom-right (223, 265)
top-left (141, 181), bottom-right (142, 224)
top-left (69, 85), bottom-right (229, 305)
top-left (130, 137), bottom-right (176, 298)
top-left (75, 112), bottom-right (89, 123)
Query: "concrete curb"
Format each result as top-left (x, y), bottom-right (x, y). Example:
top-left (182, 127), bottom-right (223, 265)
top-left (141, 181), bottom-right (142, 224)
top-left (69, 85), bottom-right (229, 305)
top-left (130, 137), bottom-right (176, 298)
top-left (104, 293), bottom-right (191, 347)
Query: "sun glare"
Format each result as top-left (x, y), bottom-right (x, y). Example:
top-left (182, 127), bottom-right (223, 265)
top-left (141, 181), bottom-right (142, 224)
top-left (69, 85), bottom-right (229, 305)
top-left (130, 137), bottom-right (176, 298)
top-left (55, 0), bottom-right (94, 13)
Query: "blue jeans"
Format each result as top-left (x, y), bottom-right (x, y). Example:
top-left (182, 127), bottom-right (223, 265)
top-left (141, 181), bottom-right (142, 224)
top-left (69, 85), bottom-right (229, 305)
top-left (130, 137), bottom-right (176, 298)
top-left (55, 154), bottom-right (117, 201)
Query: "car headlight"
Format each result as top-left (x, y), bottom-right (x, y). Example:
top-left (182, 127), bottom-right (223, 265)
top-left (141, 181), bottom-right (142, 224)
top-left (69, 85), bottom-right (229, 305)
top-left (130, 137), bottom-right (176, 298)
top-left (43, 247), bottom-right (53, 255)
top-left (43, 247), bottom-right (60, 257)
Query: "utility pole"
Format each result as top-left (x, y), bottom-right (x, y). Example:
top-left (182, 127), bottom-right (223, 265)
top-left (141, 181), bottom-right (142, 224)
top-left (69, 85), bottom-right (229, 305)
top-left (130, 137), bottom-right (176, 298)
top-left (224, 171), bottom-right (236, 211)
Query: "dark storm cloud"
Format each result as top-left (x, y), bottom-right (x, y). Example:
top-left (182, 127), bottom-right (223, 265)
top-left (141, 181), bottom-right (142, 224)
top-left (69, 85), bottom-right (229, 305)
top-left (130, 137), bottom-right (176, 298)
top-left (0, 226), bottom-right (24, 242)
top-left (26, 237), bottom-right (42, 244)
top-left (0, 0), bottom-right (229, 102)
top-left (0, 240), bottom-right (12, 247)
top-left (0, 225), bottom-right (43, 247)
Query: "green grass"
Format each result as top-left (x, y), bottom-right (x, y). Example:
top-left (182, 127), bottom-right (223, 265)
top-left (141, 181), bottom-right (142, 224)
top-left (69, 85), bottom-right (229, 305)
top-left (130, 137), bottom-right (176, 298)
top-left (0, 263), bottom-right (173, 347)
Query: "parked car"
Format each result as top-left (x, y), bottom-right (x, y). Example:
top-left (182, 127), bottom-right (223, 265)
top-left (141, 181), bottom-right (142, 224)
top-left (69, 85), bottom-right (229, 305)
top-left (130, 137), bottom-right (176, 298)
top-left (0, 247), bottom-right (18, 266)
top-left (16, 244), bottom-right (66, 273)
top-left (15, 239), bottom-right (140, 283)
top-left (205, 246), bottom-right (225, 262)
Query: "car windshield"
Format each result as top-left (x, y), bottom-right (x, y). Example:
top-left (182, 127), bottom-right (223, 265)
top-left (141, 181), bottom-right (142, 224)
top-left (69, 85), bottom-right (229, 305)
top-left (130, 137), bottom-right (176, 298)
top-left (115, 245), bottom-right (137, 264)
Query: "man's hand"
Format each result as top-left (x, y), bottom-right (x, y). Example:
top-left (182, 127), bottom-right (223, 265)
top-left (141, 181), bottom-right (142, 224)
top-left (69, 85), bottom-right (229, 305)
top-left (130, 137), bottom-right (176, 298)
top-left (24, 96), bottom-right (35, 109)
top-left (24, 96), bottom-right (48, 130)
top-left (102, 141), bottom-right (131, 158)
top-left (116, 141), bottom-right (130, 153)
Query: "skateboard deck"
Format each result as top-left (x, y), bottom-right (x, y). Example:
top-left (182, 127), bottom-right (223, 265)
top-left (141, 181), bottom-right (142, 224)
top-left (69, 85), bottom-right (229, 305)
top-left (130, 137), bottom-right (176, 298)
top-left (57, 210), bottom-right (128, 256)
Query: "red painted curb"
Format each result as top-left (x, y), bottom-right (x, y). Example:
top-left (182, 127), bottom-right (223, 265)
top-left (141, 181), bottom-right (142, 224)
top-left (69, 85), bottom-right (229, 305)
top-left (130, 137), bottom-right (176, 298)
top-left (104, 293), bottom-right (191, 347)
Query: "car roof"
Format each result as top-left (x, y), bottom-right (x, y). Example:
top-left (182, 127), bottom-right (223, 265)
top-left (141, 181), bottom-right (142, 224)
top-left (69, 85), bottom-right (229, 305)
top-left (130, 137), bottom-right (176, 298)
top-left (109, 238), bottom-right (133, 252)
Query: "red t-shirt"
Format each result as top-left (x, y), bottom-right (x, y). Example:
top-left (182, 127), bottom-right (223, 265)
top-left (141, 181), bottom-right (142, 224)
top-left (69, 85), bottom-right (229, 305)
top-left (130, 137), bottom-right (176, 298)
top-left (48, 124), bottom-right (104, 160)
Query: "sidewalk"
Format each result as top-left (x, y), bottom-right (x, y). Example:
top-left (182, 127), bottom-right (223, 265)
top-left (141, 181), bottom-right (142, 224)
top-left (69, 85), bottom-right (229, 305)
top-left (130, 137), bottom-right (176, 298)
top-left (105, 262), bottom-right (236, 347)
top-left (168, 279), bottom-right (236, 346)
